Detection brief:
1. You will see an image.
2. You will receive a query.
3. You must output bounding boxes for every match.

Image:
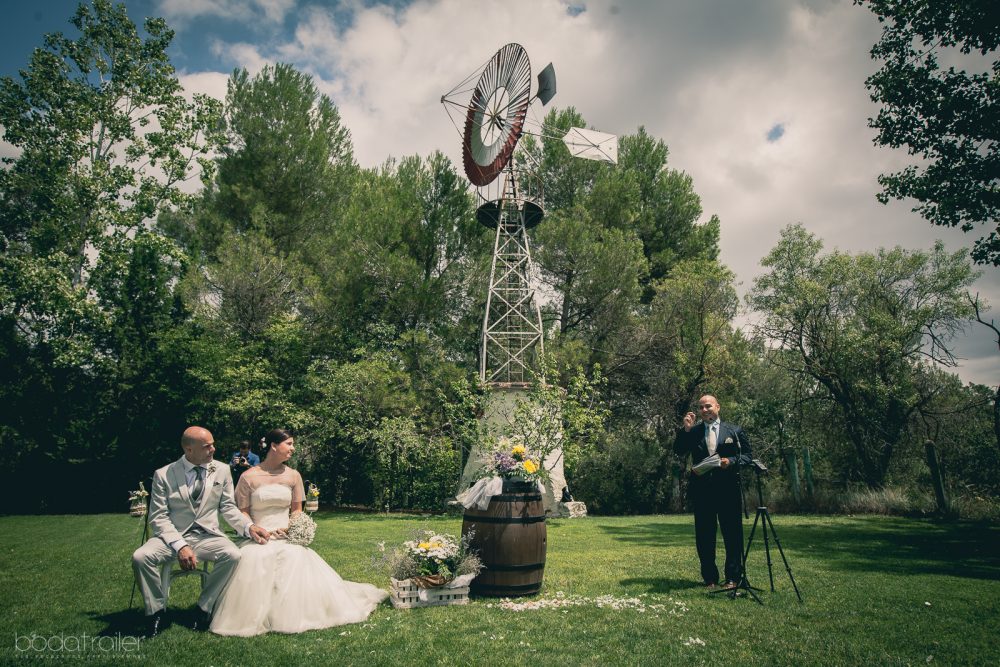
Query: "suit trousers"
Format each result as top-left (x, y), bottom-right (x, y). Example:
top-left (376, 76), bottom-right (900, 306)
top-left (690, 476), bottom-right (744, 584)
top-left (132, 531), bottom-right (241, 615)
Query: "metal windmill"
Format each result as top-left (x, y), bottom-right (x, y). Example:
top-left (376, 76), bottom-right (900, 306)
top-left (441, 43), bottom-right (616, 386)
top-left (442, 44), bottom-right (616, 514)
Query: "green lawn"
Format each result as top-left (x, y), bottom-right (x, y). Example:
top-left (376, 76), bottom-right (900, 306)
top-left (2, 512), bottom-right (998, 666)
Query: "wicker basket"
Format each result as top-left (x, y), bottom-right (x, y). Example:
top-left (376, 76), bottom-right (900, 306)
top-left (129, 502), bottom-right (147, 518)
top-left (304, 499), bottom-right (319, 512)
top-left (390, 575), bottom-right (473, 609)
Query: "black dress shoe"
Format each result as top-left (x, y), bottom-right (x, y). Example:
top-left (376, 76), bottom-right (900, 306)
top-left (147, 610), bottom-right (166, 637)
top-left (192, 608), bottom-right (211, 631)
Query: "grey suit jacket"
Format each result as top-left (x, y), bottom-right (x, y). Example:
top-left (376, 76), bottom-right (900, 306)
top-left (148, 457), bottom-right (249, 546)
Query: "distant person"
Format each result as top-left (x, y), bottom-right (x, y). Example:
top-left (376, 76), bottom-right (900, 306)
top-left (673, 395), bottom-right (752, 590)
top-left (132, 426), bottom-right (269, 636)
top-left (230, 441), bottom-right (259, 482)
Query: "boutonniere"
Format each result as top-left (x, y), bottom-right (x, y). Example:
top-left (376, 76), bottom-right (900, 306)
top-left (207, 463), bottom-right (217, 475)
top-left (724, 437), bottom-right (733, 444)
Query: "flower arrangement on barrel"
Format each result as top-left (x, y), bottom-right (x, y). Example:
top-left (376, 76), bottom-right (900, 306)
top-left (458, 434), bottom-right (552, 511)
top-left (375, 530), bottom-right (483, 608)
top-left (487, 437), bottom-right (542, 479)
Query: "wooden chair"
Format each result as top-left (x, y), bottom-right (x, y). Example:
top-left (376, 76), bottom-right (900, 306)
top-left (128, 477), bottom-right (209, 609)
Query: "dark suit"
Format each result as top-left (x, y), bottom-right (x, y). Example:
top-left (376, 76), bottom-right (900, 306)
top-left (673, 420), bottom-right (752, 584)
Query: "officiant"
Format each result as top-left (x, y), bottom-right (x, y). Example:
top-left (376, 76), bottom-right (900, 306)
top-left (673, 394), bottom-right (752, 589)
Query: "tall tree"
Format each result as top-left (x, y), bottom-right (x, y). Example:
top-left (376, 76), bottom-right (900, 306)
top-left (0, 0), bottom-right (220, 280)
top-left (214, 63), bottom-right (354, 252)
top-left (749, 224), bottom-right (977, 487)
top-left (861, 0), bottom-right (1000, 265)
top-left (313, 153), bottom-right (485, 353)
top-left (523, 111), bottom-right (720, 288)
top-left (533, 205), bottom-right (647, 341)
top-left (162, 62), bottom-right (357, 340)
top-left (0, 0), bottom-right (219, 510)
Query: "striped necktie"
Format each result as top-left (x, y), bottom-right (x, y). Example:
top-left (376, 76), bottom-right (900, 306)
top-left (707, 424), bottom-right (717, 456)
top-left (191, 466), bottom-right (205, 504)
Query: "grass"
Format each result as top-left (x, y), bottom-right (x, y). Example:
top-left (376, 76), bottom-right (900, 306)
top-left (2, 511), bottom-right (998, 666)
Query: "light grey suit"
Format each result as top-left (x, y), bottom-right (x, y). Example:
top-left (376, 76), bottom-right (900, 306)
top-left (132, 457), bottom-right (250, 615)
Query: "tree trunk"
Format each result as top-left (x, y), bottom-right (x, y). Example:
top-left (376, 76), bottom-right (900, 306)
top-left (802, 446), bottom-right (815, 497)
top-left (784, 448), bottom-right (801, 504)
top-left (924, 440), bottom-right (949, 513)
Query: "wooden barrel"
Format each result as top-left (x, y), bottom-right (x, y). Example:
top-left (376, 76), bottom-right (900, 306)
top-left (462, 479), bottom-right (546, 597)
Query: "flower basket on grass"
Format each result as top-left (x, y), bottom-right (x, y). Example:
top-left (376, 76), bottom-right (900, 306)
top-left (389, 575), bottom-right (475, 609)
top-left (375, 531), bottom-right (482, 609)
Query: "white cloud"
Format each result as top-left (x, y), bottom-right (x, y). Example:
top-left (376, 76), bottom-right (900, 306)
top-left (177, 70), bottom-right (230, 101)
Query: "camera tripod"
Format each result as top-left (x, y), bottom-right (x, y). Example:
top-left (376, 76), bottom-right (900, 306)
top-left (716, 462), bottom-right (802, 603)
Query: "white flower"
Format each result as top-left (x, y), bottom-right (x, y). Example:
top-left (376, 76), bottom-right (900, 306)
top-left (286, 512), bottom-right (317, 546)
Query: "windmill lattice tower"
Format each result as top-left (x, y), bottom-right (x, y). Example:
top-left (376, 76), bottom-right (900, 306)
top-left (480, 168), bottom-right (544, 386)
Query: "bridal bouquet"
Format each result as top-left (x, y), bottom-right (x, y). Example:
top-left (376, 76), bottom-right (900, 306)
top-left (375, 530), bottom-right (482, 588)
top-left (285, 512), bottom-right (316, 546)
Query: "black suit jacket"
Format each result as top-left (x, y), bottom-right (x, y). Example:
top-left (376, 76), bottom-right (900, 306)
top-left (673, 420), bottom-right (752, 490)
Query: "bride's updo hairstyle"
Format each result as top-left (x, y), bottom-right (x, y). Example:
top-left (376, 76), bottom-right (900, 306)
top-left (261, 428), bottom-right (293, 459)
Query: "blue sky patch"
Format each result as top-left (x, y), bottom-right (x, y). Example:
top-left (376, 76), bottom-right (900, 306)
top-left (566, 3), bottom-right (587, 17)
top-left (766, 123), bottom-right (785, 142)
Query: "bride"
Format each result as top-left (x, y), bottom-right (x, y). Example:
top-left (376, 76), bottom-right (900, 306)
top-left (210, 429), bottom-right (387, 636)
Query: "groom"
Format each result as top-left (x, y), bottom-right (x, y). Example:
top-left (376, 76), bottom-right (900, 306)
top-left (132, 426), bottom-right (269, 635)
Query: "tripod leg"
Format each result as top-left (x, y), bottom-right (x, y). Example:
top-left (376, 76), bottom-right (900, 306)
top-left (760, 509), bottom-right (776, 592)
top-left (742, 509), bottom-right (761, 565)
top-left (763, 510), bottom-right (803, 603)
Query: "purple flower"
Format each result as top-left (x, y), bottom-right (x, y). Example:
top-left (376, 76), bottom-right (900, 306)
top-left (492, 451), bottom-right (517, 475)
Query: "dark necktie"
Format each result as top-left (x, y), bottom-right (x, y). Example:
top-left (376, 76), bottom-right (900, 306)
top-left (191, 466), bottom-right (205, 505)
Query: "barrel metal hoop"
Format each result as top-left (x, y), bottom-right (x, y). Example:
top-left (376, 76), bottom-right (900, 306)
top-left (464, 515), bottom-right (545, 524)
top-left (481, 562), bottom-right (546, 572)
top-left (474, 582), bottom-right (542, 593)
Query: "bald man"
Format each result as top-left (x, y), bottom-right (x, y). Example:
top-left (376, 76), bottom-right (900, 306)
top-left (673, 395), bottom-right (752, 589)
top-left (132, 426), bottom-right (269, 635)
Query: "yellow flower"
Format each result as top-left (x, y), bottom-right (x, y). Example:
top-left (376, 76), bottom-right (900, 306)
top-left (523, 460), bottom-right (538, 474)
top-left (418, 542), bottom-right (430, 550)
top-left (511, 444), bottom-right (526, 457)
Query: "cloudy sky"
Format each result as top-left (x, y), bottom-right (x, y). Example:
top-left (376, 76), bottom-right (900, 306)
top-left (3, 0), bottom-right (998, 386)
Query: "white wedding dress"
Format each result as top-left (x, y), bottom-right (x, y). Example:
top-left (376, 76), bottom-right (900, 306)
top-left (210, 484), bottom-right (387, 636)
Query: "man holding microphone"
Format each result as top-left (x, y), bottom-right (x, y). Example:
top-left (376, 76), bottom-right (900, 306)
top-left (673, 395), bottom-right (753, 589)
